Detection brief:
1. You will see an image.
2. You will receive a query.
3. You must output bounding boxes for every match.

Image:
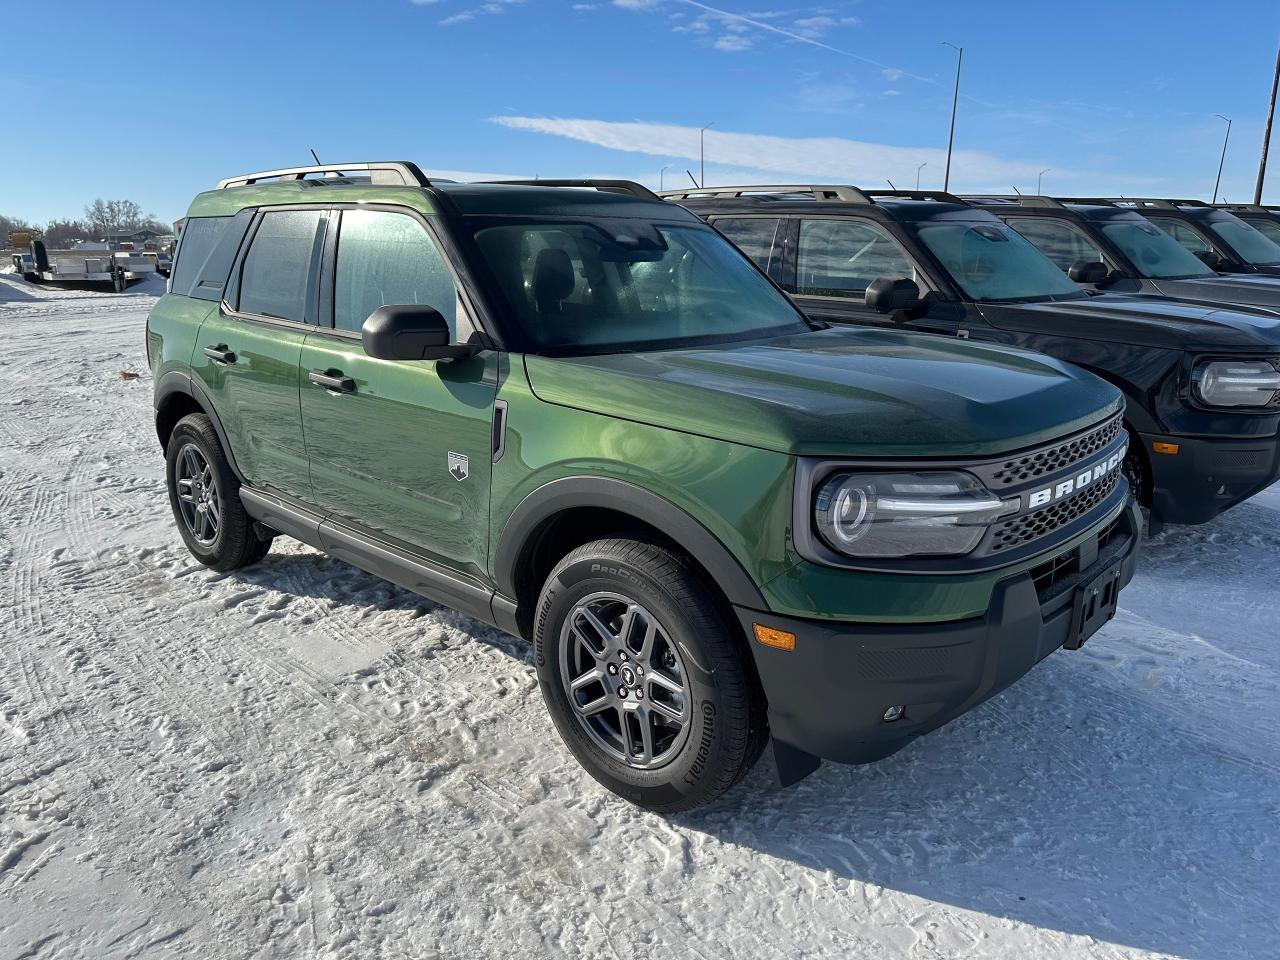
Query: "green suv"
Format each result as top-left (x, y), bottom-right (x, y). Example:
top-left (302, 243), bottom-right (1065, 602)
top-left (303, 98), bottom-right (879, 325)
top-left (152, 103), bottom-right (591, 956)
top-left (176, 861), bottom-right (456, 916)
top-left (148, 162), bottom-right (1141, 811)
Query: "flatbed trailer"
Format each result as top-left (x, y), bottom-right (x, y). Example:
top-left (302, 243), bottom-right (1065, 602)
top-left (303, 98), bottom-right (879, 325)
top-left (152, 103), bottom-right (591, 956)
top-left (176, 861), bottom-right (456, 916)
top-left (11, 241), bottom-right (156, 292)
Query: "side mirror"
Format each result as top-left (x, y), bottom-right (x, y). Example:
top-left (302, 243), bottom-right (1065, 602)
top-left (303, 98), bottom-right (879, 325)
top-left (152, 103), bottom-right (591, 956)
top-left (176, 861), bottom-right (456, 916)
top-left (1193, 249), bottom-right (1227, 271)
top-left (361, 304), bottom-right (478, 361)
top-left (1067, 259), bottom-right (1109, 284)
top-left (865, 277), bottom-right (921, 315)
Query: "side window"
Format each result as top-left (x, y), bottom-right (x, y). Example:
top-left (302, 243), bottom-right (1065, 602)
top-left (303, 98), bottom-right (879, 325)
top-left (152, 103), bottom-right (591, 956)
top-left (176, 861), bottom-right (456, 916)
top-left (1005, 217), bottom-right (1103, 271)
top-left (170, 217), bottom-right (226, 297)
top-left (796, 219), bottom-right (918, 299)
top-left (334, 209), bottom-right (463, 337)
top-left (239, 210), bottom-right (324, 323)
top-left (1148, 217), bottom-right (1213, 253)
top-left (712, 218), bottom-right (781, 273)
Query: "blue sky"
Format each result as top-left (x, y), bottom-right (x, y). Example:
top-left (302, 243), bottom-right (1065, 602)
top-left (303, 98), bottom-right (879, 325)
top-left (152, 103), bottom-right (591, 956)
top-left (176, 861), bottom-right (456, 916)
top-left (5, 0), bottom-right (1280, 224)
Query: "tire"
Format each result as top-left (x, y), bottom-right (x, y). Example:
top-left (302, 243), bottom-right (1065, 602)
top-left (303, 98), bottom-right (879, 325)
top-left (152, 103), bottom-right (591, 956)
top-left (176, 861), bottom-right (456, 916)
top-left (533, 538), bottom-right (767, 812)
top-left (165, 413), bottom-right (272, 571)
top-left (112, 269), bottom-right (126, 293)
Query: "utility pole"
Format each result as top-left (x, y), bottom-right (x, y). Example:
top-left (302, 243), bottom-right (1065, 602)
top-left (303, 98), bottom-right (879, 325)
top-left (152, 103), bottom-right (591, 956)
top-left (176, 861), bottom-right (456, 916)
top-left (942, 42), bottom-right (963, 191)
top-left (916, 162), bottom-right (927, 190)
top-left (1255, 43), bottom-right (1280, 204)
top-left (700, 123), bottom-right (715, 187)
top-left (660, 165), bottom-right (671, 191)
top-left (1038, 168), bottom-right (1051, 193)
top-left (1213, 114), bottom-right (1233, 204)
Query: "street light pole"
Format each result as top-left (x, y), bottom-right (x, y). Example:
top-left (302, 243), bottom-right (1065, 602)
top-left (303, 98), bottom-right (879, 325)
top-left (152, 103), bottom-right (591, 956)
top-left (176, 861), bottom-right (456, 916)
top-left (660, 165), bottom-right (671, 191)
top-left (1255, 44), bottom-right (1280, 204)
top-left (700, 123), bottom-right (715, 187)
top-left (1213, 114), bottom-right (1232, 204)
top-left (916, 162), bottom-right (927, 190)
top-left (942, 42), bottom-right (963, 191)
top-left (1037, 168), bottom-right (1051, 193)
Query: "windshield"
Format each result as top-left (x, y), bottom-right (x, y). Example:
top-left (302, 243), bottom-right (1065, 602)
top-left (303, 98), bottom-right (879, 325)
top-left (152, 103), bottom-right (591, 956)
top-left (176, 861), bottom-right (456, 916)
top-left (914, 220), bottom-right (1083, 302)
top-left (1245, 215), bottom-right (1280, 247)
top-left (1101, 219), bottom-right (1214, 279)
top-left (1207, 217), bottom-right (1280, 265)
top-left (472, 220), bottom-right (809, 353)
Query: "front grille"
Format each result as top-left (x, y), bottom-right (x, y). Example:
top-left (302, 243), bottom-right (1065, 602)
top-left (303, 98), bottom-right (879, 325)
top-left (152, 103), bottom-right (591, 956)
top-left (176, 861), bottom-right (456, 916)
top-left (991, 416), bottom-right (1123, 486)
top-left (990, 470), bottom-right (1121, 551)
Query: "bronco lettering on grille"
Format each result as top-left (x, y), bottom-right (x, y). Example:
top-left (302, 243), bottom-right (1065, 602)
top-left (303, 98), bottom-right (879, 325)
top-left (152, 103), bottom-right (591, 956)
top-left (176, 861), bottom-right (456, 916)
top-left (1024, 442), bottom-right (1127, 511)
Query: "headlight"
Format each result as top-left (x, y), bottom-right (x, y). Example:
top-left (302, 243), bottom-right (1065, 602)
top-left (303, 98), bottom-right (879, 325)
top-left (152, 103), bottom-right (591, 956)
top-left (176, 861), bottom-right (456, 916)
top-left (1192, 359), bottom-right (1280, 407)
top-left (814, 471), bottom-right (1007, 558)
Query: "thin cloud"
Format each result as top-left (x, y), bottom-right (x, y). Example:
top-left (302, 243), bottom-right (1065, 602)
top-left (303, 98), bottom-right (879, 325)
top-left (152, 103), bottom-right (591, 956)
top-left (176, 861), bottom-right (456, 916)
top-left (490, 115), bottom-right (1160, 190)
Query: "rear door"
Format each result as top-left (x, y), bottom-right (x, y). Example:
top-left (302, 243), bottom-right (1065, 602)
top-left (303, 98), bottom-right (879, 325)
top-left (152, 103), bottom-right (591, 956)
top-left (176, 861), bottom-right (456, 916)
top-left (299, 206), bottom-right (497, 580)
top-left (192, 207), bottom-right (327, 502)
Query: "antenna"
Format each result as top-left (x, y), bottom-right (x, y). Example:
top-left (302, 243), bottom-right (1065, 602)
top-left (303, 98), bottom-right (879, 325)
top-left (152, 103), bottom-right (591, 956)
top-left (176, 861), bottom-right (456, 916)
top-left (886, 179), bottom-right (898, 189)
top-left (686, 169), bottom-right (699, 187)
top-left (1012, 185), bottom-right (1022, 196)
top-left (309, 148), bottom-right (322, 164)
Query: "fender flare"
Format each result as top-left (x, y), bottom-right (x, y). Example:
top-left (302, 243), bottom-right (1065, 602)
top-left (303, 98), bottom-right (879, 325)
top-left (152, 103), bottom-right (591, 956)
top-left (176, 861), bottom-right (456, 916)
top-left (153, 371), bottom-right (245, 482)
top-left (494, 476), bottom-right (767, 610)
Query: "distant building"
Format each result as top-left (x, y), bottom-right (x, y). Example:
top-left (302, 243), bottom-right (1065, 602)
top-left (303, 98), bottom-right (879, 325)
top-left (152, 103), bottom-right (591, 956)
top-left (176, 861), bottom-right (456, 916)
top-left (106, 229), bottom-right (164, 245)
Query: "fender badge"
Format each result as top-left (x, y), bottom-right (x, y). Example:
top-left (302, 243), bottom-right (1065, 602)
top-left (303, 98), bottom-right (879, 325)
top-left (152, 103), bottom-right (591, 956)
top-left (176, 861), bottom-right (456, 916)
top-left (448, 452), bottom-right (469, 482)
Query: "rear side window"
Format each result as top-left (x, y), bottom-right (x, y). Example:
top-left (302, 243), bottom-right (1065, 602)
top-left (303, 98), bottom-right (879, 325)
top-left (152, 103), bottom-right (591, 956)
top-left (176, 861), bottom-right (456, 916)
top-left (1005, 217), bottom-right (1104, 271)
top-left (333, 209), bottom-right (461, 336)
top-left (713, 218), bottom-right (781, 273)
top-left (238, 210), bottom-right (325, 323)
top-left (171, 218), bottom-right (225, 296)
top-left (796, 219), bottom-right (918, 298)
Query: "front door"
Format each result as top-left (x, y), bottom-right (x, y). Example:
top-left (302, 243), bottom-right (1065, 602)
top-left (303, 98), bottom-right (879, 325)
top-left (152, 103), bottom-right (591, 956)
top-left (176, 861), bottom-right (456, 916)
top-left (299, 207), bottom-right (497, 579)
top-left (192, 207), bottom-right (328, 502)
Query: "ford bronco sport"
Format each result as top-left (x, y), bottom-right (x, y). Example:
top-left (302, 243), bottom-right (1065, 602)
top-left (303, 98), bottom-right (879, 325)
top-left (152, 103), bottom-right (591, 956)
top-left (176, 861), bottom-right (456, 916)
top-left (669, 185), bottom-right (1280, 530)
top-left (962, 195), bottom-right (1280, 312)
top-left (1107, 198), bottom-right (1280, 277)
top-left (149, 163), bottom-right (1139, 811)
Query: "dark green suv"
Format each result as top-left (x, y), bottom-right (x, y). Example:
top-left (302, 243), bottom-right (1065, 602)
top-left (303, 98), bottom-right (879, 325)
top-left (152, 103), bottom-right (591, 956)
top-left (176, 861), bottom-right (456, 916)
top-left (148, 162), bottom-right (1140, 810)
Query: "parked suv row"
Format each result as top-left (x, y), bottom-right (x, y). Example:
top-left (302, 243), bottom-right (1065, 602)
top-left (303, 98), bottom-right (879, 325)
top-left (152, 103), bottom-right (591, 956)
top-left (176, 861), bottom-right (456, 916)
top-left (149, 163), bottom-right (1141, 810)
top-left (665, 185), bottom-right (1280, 529)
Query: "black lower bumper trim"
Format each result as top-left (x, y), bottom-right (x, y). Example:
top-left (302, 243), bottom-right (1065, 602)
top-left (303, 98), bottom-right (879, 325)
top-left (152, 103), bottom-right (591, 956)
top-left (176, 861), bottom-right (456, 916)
top-left (740, 501), bottom-right (1142, 770)
top-left (1144, 431), bottom-right (1280, 525)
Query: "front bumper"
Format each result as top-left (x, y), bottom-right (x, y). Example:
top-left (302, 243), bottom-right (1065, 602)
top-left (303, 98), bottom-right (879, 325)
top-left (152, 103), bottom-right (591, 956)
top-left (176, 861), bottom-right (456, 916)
top-left (1143, 431), bottom-right (1280, 525)
top-left (737, 500), bottom-right (1142, 772)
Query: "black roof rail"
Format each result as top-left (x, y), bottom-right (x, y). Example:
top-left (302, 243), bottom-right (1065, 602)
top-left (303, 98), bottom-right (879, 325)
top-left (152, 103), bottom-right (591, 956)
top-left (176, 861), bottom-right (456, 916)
top-left (1214, 202), bottom-right (1269, 212)
top-left (961, 194), bottom-right (1124, 209)
top-left (1106, 197), bottom-right (1210, 209)
top-left (217, 161), bottom-right (432, 189)
top-left (864, 189), bottom-right (967, 204)
top-left (659, 185), bottom-right (873, 204)
top-left (476, 179), bottom-right (661, 201)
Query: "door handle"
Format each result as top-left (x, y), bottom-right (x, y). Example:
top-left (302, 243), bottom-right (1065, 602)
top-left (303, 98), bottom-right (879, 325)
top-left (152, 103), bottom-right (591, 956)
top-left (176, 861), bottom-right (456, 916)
top-left (309, 369), bottom-right (356, 393)
top-left (203, 345), bottom-right (236, 364)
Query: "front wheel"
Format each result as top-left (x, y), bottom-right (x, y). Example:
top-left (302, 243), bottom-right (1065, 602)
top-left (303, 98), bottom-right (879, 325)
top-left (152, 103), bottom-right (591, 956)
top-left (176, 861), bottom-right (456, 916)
top-left (533, 538), bottom-right (766, 812)
top-left (165, 413), bottom-right (271, 571)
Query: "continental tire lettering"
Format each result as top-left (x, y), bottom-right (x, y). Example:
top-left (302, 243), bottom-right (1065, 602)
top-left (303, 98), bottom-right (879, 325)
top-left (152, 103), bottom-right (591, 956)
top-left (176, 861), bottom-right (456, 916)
top-left (589, 563), bottom-right (644, 588)
top-left (683, 702), bottom-right (717, 786)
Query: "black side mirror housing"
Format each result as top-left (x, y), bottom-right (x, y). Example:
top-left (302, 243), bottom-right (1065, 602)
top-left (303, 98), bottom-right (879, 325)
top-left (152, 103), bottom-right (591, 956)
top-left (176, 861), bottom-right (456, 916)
top-left (1067, 259), bottom-right (1109, 284)
top-left (865, 277), bottom-right (921, 315)
top-left (361, 304), bottom-right (478, 361)
top-left (1193, 249), bottom-right (1227, 271)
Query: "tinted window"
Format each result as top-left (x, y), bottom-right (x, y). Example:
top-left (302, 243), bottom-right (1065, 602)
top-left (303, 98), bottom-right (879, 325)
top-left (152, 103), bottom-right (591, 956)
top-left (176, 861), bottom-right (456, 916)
top-left (1005, 217), bottom-right (1104, 271)
top-left (239, 210), bottom-right (324, 323)
top-left (1244, 215), bottom-right (1280, 247)
top-left (171, 217), bottom-right (226, 297)
top-left (713, 218), bottom-right (781, 273)
top-left (796, 219), bottom-right (917, 298)
top-left (472, 221), bottom-right (806, 353)
top-left (1147, 217), bottom-right (1213, 253)
top-left (1100, 218), bottom-right (1213, 279)
top-left (914, 220), bottom-right (1082, 302)
top-left (189, 208), bottom-right (254, 301)
top-left (334, 210), bottom-right (461, 335)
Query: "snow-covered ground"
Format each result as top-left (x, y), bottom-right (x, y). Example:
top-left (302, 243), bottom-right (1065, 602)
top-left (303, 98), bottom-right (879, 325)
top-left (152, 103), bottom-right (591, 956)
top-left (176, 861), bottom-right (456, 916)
top-left (1, 274), bottom-right (1277, 960)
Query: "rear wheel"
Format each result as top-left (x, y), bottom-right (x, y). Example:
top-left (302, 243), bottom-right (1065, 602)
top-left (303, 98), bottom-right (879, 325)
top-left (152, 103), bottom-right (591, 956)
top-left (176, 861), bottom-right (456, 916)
top-left (533, 538), bottom-right (766, 812)
top-left (165, 413), bottom-right (272, 571)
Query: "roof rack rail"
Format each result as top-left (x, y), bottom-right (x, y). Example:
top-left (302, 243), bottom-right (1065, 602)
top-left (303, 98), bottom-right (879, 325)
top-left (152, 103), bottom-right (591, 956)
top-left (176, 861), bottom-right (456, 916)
top-left (217, 161), bottom-right (432, 189)
top-left (864, 189), bottom-right (966, 204)
top-left (473, 178), bottom-right (661, 201)
top-left (960, 194), bottom-right (1077, 208)
top-left (659, 185), bottom-right (873, 204)
top-left (1106, 197), bottom-right (1209, 209)
top-left (1214, 202), bottom-right (1269, 212)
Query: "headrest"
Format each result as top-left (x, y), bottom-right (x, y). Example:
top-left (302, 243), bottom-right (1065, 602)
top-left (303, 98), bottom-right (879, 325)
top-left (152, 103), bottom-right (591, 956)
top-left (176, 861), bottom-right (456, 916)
top-left (533, 248), bottom-right (575, 309)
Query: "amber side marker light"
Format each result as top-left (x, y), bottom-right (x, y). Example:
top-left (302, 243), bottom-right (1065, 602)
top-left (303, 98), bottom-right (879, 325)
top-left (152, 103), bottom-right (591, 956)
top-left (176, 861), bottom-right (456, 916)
top-left (1152, 441), bottom-right (1180, 455)
top-left (753, 624), bottom-right (796, 651)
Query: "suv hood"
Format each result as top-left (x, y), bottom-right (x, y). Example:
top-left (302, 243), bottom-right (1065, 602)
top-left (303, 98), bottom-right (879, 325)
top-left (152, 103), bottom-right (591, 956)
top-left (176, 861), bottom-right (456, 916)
top-left (523, 327), bottom-right (1121, 458)
top-left (1153, 274), bottom-right (1280, 313)
top-left (982, 294), bottom-right (1280, 351)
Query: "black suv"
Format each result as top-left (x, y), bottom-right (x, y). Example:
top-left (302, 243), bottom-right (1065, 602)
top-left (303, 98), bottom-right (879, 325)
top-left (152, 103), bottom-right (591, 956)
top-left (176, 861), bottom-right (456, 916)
top-left (1215, 203), bottom-right (1280, 248)
top-left (1106, 199), bottom-right (1280, 277)
top-left (963, 195), bottom-right (1280, 312)
top-left (664, 185), bottom-right (1280, 529)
